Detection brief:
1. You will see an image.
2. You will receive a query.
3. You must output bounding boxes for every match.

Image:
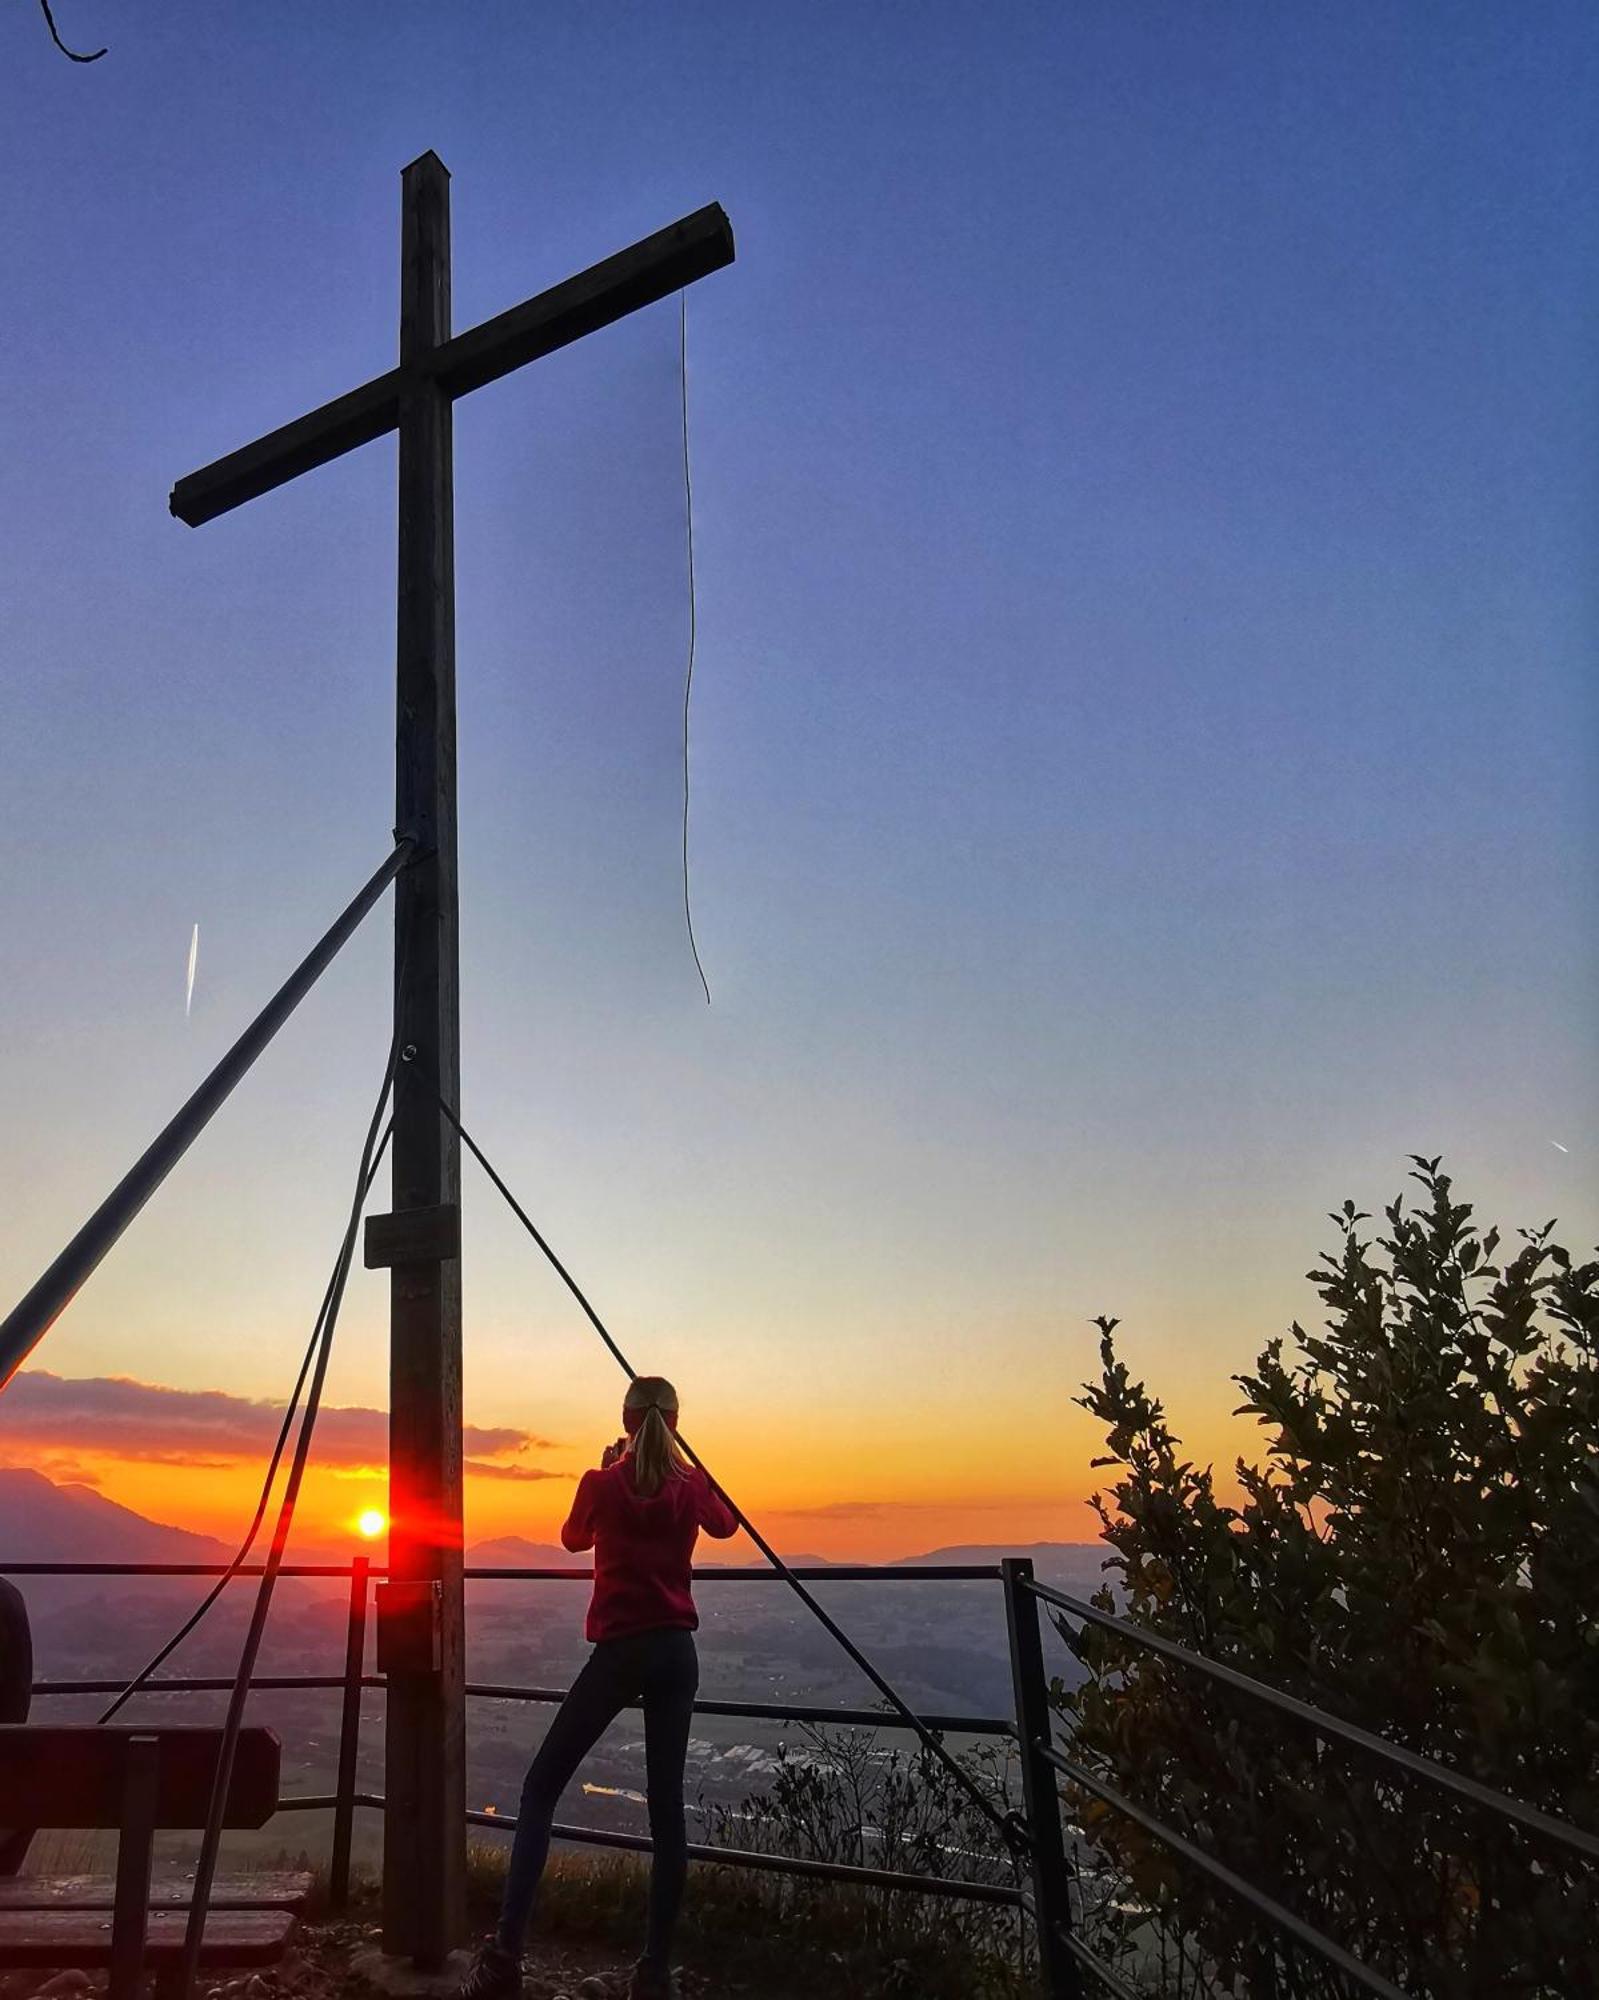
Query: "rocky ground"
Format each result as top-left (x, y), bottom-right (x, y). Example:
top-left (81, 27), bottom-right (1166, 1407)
top-left (0, 1920), bottom-right (815, 2000)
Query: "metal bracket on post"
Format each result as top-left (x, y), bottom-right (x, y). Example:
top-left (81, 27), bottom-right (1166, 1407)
top-left (1002, 1558), bottom-right (1082, 2000)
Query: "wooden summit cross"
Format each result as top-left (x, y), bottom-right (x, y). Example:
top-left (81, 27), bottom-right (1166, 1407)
top-left (172, 153), bottom-right (734, 1969)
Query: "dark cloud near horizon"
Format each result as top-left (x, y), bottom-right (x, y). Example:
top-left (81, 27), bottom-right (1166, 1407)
top-left (769, 1498), bottom-right (1021, 1521)
top-left (463, 1458), bottom-right (571, 1483)
top-left (0, 1371), bottom-right (560, 1475)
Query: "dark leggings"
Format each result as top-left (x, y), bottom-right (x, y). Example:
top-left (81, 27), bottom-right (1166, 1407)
top-left (496, 1627), bottom-right (699, 1968)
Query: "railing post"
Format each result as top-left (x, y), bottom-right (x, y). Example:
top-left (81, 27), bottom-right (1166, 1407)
top-left (1002, 1558), bottom-right (1080, 2000)
top-left (330, 1554), bottom-right (370, 1911)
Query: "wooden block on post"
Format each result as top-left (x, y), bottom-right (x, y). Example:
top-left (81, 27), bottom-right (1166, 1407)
top-left (374, 1581), bottom-right (444, 1676)
top-left (363, 1204), bottom-right (460, 1269)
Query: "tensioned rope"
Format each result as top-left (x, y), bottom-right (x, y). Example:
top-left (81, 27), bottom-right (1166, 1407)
top-left (411, 1058), bottom-right (1022, 1851)
top-left (98, 892), bottom-right (416, 1736)
top-left (96, 1123), bottom-right (393, 1724)
top-left (178, 1031), bottom-right (402, 1997)
top-left (679, 290), bottom-right (712, 1005)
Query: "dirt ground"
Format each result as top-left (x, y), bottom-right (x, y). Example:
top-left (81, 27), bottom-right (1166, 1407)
top-left (0, 1917), bottom-right (837, 2000)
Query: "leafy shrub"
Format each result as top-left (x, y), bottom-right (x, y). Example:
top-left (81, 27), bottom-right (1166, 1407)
top-left (696, 1723), bottom-right (1029, 1997)
top-left (1055, 1160), bottom-right (1598, 1998)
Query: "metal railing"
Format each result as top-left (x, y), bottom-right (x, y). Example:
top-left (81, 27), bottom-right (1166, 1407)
top-left (5, 1554), bottom-right (1595, 1999)
top-left (5, 1557), bottom-right (1028, 1933)
top-left (1007, 1564), bottom-right (1599, 2000)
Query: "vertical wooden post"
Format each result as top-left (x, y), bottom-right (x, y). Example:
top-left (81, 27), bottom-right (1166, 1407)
top-left (109, 1733), bottom-right (159, 2000)
top-left (1002, 1559), bottom-right (1081, 2000)
top-left (331, 1554), bottom-right (371, 1913)
top-left (384, 148), bottom-right (466, 1968)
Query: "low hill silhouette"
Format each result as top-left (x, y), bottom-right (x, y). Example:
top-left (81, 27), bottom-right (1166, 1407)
top-left (892, 1541), bottom-right (1109, 1588)
top-left (0, 1475), bottom-right (1105, 1583)
top-left (0, 1466), bottom-right (230, 1567)
top-left (466, 1534), bottom-right (583, 1569)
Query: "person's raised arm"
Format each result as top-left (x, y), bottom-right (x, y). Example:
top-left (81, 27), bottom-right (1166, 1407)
top-left (695, 1467), bottom-right (740, 1541)
top-left (561, 1469), bottom-right (601, 1553)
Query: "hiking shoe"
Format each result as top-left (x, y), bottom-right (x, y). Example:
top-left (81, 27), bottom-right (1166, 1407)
top-left (459, 1939), bottom-right (522, 2000)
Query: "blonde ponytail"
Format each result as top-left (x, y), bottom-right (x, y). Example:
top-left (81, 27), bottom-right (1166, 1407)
top-left (625, 1376), bottom-right (688, 1497)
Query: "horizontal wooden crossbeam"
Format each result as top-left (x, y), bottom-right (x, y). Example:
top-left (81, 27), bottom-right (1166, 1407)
top-left (171, 201), bottom-right (734, 527)
top-left (170, 368), bottom-right (404, 532)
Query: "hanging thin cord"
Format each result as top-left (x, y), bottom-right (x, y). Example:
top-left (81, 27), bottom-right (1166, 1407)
top-left (679, 291), bottom-right (712, 1005)
top-left (416, 1068), bottom-right (1021, 1849)
top-left (38, 0), bottom-right (106, 61)
top-left (178, 1042), bottom-right (400, 1997)
top-left (97, 1123), bottom-right (393, 1724)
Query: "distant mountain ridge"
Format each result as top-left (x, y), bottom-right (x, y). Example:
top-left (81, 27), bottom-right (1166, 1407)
top-left (466, 1535), bottom-right (581, 1569)
top-left (892, 1541), bottom-right (1106, 1572)
top-left (0, 1474), bottom-right (1107, 1578)
top-left (3, 1474), bottom-right (1103, 1720)
top-left (461, 1533), bottom-right (1103, 1572)
top-left (0, 1467), bottom-right (232, 1565)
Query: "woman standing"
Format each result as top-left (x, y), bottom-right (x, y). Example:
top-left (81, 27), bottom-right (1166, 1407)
top-left (461, 1376), bottom-right (739, 2000)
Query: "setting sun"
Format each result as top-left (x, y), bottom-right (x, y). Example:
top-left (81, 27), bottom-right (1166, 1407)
top-left (357, 1509), bottom-right (387, 1540)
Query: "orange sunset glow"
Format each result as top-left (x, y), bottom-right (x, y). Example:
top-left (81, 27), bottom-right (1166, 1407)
top-left (0, 1356), bottom-right (1255, 1560)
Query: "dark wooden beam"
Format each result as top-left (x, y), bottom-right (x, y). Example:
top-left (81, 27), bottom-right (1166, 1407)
top-left (169, 370), bottom-right (403, 528)
top-left (362, 1203), bottom-right (460, 1270)
top-left (169, 202), bottom-right (734, 530)
top-left (431, 200), bottom-right (734, 400)
top-left (383, 148), bottom-right (465, 1971)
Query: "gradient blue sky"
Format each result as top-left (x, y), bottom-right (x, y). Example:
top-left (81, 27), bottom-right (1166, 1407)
top-left (2, 3), bottom-right (1595, 1551)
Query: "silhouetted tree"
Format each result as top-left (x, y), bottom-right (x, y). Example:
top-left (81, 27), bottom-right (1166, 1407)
top-left (1058, 1159), bottom-right (1598, 1997)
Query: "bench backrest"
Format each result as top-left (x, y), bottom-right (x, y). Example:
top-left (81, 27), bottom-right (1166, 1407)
top-left (0, 1727), bottom-right (281, 1830)
top-left (0, 1584), bottom-right (29, 1728)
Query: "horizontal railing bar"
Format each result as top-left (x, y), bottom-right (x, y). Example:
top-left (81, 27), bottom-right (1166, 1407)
top-left (274, 1793), bottom-right (384, 1814)
top-left (464, 1682), bottom-right (1014, 1737)
top-left (463, 1565), bottom-right (1005, 1583)
top-left (0, 1561), bottom-right (1002, 1583)
top-left (30, 1672), bottom-right (1010, 1740)
top-left (0, 1563), bottom-right (391, 1578)
top-left (462, 1806), bottom-right (1023, 1906)
top-left (1038, 1740), bottom-right (1406, 2000)
top-left (1025, 1577), bottom-right (1599, 1865)
top-left (0, 837), bottom-right (413, 1392)
top-left (31, 1676), bottom-right (358, 1696)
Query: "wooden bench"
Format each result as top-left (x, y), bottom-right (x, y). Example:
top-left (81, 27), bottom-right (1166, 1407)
top-left (0, 1725), bottom-right (307, 1997)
